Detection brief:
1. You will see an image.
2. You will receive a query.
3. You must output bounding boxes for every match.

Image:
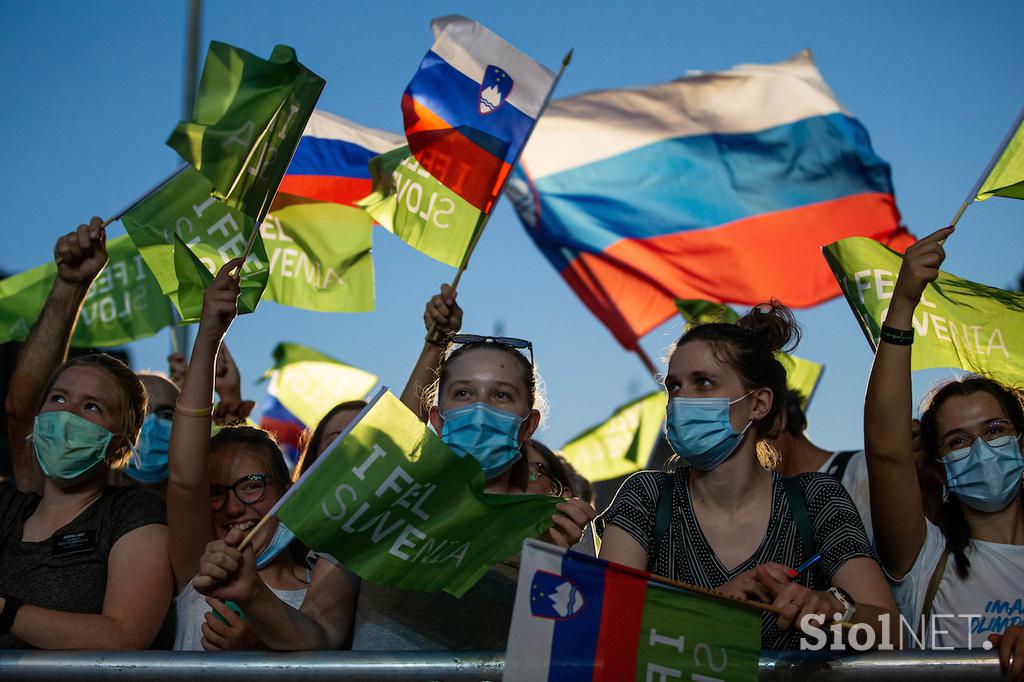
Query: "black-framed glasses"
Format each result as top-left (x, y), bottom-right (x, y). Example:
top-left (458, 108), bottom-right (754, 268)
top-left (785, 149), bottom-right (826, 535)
top-left (529, 461), bottom-right (564, 497)
top-left (449, 334), bottom-right (534, 366)
top-left (210, 473), bottom-right (270, 512)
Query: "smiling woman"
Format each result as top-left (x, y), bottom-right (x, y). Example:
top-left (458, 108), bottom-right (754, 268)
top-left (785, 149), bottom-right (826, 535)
top-left (167, 259), bottom-right (360, 653)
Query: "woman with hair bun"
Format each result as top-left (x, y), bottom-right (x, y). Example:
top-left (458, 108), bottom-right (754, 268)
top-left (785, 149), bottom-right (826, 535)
top-left (598, 301), bottom-right (896, 649)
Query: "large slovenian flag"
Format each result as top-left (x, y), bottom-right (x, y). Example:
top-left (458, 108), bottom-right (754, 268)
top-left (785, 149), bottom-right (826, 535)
top-left (504, 540), bottom-right (761, 682)
top-left (278, 109), bottom-right (403, 209)
top-left (402, 15), bottom-right (556, 215)
top-left (508, 50), bottom-right (915, 350)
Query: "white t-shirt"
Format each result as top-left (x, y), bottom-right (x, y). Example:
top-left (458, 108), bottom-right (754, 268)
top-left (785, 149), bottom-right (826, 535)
top-left (892, 519), bottom-right (1024, 649)
top-left (173, 579), bottom-right (308, 651)
top-left (818, 450), bottom-right (873, 541)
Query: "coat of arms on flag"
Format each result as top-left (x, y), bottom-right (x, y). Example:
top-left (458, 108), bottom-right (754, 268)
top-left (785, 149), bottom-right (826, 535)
top-left (479, 65), bottom-right (513, 114)
top-left (530, 570), bottom-right (585, 620)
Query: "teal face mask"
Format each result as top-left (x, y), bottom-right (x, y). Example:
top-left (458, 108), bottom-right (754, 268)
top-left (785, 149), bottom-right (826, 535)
top-left (126, 414), bottom-right (171, 484)
top-left (33, 411), bottom-right (114, 487)
top-left (440, 403), bottom-right (526, 480)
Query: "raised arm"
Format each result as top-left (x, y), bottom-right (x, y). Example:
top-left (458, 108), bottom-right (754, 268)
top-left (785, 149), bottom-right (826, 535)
top-left (213, 343), bottom-right (255, 426)
top-left (167, 259), bottom-right (242, 592)
top-left (6, 218), bottom-right (108, 494)
top-left (864, 226), bottom-right (953, 577)
top-left (399, 284), bottom-right (462, 421)
top-left (2, 523), bottom-right (172, 649)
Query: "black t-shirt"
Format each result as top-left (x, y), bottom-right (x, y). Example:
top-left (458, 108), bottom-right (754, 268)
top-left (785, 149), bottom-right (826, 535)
top-left (0, 483), bottom-right (166, 648)
top-left (596, 469), bottom-right (876, 650)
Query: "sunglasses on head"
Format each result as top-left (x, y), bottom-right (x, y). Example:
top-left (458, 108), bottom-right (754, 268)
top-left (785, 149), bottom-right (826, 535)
top-left (449, 334), bottom-right (534, 366)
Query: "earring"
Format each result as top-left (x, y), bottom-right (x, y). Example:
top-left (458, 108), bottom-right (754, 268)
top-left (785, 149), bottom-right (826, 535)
top-left (941, 483), bottom-right (950, 504)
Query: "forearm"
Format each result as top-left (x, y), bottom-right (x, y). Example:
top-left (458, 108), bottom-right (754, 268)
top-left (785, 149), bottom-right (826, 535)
top-left (865, 299), bottom-right (926, 570)
top-left (11, 604), bottom-right (152, 650)
top-left (400, 342), bottom-right (443, 422)
top-left (238, 583), bottom-right (334, 651)
top-left (6, 279), bottom-right (90, 493)
top-left (167, 332), bottom-right (219, 584)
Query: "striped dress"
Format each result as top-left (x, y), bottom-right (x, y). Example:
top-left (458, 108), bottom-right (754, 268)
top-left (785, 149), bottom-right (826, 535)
top-left (596, 469), bottom-right (875, 649)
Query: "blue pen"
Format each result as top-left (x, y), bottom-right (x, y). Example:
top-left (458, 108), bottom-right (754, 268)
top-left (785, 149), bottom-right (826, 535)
top-left (787, 553), bottom-right (823, 579)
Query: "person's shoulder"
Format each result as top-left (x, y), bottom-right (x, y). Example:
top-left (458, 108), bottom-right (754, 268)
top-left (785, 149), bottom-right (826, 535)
top-left (618, 469), bottom-right (674, 498)
top-left (104, 485), bottom-right (167, 525)
top-left (0, 482), bottom-right (38, 519)
top-left (791, 470), bottom-right (850, 494)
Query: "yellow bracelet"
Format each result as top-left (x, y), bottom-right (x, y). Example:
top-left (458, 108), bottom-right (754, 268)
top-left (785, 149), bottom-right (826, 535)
top-left (175, 403), bottom-right (213, 417)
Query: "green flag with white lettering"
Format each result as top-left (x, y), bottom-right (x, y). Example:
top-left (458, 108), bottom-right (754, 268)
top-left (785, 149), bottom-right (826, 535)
top-left (271, 389), bottom-right (559, 597)
top-left (0, 235), bottom-right (173, 347)
top-left (824, 236), bottom-right (1024, 381)
top-left (261, 198), bottom-right (375, 312)
top-left (976, 109), bottom-right (1024, 201)
top-left (167, 41), bottom-right (325, 223)
top-left (121, 169), bottom-right (269, 322)
top-left (262, 342), bottom-right (378, 427)
top-left (675, 299), bottom-right (825, 408)
top-left (358, 145), bottom-right (482, 268)
top-left (561, 391), bottom-right (668, 482)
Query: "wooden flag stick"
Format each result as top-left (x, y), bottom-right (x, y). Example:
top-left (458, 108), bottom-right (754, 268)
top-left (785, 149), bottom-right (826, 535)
top-left (425, 48), bottom-right (574, 342)
top-left (238, 512), bottom-right (274, 552)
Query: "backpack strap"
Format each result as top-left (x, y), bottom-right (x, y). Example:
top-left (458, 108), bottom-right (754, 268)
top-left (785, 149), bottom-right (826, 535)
top-left (783, 476), bottom-right (815, 561)
top-left (652, 473), bottom-right (675, 555)
top-left (825, 450), bottom-right (859, 481)
top-left (922, 549), bottom-right (950, 624)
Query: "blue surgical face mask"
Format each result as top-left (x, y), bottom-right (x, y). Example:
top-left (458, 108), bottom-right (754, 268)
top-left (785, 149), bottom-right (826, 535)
top-left (944, 435), bottom-right (1024, 512)
top-left (126, 414), bottom-right (171, 484)
top-left (665, 391), bottom-right (755, 472)
top-left (440, 402), bottom-right (526, 480)
top-left (32, 411), bottom-right (114, 487)
top-left (255, 521), bottom-right (296, 569)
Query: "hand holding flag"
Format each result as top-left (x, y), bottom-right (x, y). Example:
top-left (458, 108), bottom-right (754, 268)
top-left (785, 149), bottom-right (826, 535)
top-left (891, 225), bottom-right (955, 313)
top-left (54, 217), bottom-right (108, 286)
top-left (194, 526), bottom-right (260, 605)
top-left (197, 258), bottom-right (243, 346)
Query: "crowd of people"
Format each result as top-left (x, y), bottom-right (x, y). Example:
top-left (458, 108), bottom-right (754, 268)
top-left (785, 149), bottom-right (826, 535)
top-left (0, 220), bottom-right (1022, 679)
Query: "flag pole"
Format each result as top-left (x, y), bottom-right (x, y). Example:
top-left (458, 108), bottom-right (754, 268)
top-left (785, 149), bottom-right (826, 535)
top-left (634, 345), bottom-right (658, 377)
top-left (101, 165), bottom-right (189, 228)
top-left (426, 48), bottom-right (573, 340)
top-left (948, 105), bottom-right (1024, 230)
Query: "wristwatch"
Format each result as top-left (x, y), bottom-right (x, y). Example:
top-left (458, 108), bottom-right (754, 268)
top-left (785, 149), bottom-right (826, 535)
top-left (827, 586), bottom-right (856, 622)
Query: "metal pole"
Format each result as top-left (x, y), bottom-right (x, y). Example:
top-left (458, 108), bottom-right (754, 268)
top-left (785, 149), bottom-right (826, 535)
top-left (171, 0), bottom-right (202, 357)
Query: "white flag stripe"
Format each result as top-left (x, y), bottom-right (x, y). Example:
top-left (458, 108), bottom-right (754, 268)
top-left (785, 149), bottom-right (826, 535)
top-left (429, 15), bottom-right (555, 119)
top-left (503, 539), bottom-right (565, 682)
top-left (522, 50), bottom-right (848, 180)
top-left (303, 109), bottom-right (404, 152)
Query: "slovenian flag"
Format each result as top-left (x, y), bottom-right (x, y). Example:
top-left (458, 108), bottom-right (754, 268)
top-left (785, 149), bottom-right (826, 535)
top-left (508, 50), bottom-right (915, 350)
top-left (279, 109), bottom-right (403, 209)
top-left (505, 540), bottom-right (761, 682)
top-left (259, 395), bottom-right (306, 469)
top-left (402, 15), bottom-right (556, 215)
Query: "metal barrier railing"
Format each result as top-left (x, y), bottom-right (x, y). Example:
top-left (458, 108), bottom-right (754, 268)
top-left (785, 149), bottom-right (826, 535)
top-left (0, 649), bottom-right (1004, 681)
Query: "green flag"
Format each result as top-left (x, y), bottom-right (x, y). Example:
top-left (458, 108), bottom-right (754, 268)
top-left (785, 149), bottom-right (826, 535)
top-left (167, 41), bottom-right (326, 222)
top-left (0, 235), bottom-right (173, 347)
top-left (261, 198), bottom-right (374, 312)
top-left (358, 145), bottom-right (481, 268)
top-left (121, 169), bottom-right (269, 322)
top-left (824, 236), bottom-right (1024, 382)
top-left (976, 108), bottom-right (1024, 201)
top-left (272, 389), bottom-right (559, 597)
top-left (262, 342), bottom-right (378, 427)
top-left (675, 299), bottom-right (825, 407)
top-left (560, 391), bottom-right (668, 482)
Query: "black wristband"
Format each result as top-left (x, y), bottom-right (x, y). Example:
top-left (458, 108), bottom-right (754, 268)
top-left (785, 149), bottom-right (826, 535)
top-left (880, 324), bottom-right (914, 346)
top-left (0, 595), bottom-right (23, 633)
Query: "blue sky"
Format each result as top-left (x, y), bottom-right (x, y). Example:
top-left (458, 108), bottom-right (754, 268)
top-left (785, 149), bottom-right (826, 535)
top-left (2, 1), bottom-right (1022, 453)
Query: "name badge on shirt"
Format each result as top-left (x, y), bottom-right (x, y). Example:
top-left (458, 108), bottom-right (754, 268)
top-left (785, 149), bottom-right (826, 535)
top-left (52, 530), bottom-right (96, 556)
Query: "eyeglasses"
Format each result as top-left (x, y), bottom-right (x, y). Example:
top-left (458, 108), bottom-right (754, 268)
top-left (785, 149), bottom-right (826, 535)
top-left (938, 419), bottom-right (1019, 460)
top-left (449, 334), bottom-right (534, 366)
top-left (529, 461), bottom-right (564, 497)
top-left (210, 473), bottom-right (270, 512)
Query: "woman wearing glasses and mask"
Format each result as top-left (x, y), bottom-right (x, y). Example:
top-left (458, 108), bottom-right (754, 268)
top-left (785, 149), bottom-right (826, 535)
top-left (865, 226), bottom-right (1024, 674)
top-left (598, 301), bottom-right (897, 650)
top-left (168, 260), bottom-right (359, 651)
top-left (348, 285), bottom-right (595, 650)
